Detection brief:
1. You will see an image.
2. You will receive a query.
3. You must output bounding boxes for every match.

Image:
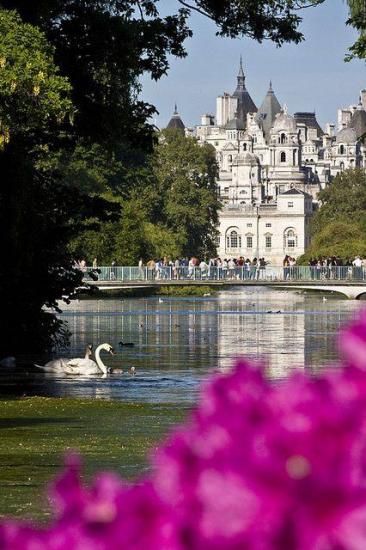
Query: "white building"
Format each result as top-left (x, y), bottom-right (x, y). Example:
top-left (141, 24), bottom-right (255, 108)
top-left (167, 59), bottom-right (366, 263)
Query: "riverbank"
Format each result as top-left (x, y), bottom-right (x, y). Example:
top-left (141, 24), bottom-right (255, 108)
top-left (80, 285), bottom-right (217, 299)
top-left (0, 397), bottom-right (188, 523)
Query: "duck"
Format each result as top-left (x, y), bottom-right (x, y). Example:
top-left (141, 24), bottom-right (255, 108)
top-left (118, 341), bottom-right (135, 348)
top-left (110, 367), bottom-right (124, 374)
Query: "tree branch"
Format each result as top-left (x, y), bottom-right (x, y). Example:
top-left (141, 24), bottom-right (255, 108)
top-left (176, 0), bottom-right (212, 20)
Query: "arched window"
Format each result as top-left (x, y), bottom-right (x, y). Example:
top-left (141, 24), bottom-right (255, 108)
top-left (228, 155), bottom-right (232, 162)
top-left (280, 133), bottom-right (286, 144)
top-left (339, 145), bottom-right (345, 155)
top-left (284, 228), bottom-right (297, 249)
top-left (280, 151), bottom-right (286, 163)
top-left (293, 150), bottom-right (297, 165)
top-left (226, 229), bottom-right (241, 249)
top-left (243, 143), bottom-right (247, 151)
top-left (340, 162), bottom-right (345, 171)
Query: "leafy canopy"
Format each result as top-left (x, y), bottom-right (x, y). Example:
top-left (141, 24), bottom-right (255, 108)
top-left (301, 169), bottom-right (366, 261)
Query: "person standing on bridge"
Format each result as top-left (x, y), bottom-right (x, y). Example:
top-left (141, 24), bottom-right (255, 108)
top-left (353, 256), bottom-right (363, 280)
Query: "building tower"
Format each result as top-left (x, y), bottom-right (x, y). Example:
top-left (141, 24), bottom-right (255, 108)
top-left (167, 104), bottom-right (185, 132)
top-left (232, 56), bottom-right (257, 127)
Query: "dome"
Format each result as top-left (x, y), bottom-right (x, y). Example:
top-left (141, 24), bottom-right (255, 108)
top-left (273, 109), bottom-right (297, 133)
top-left (166, 104), bottom-right (185, 132)
top-left (336, 127), bottom-right (357, 144)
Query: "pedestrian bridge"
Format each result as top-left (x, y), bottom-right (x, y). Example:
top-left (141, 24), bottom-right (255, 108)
top-left (82, 265), bottom-right (366, 299)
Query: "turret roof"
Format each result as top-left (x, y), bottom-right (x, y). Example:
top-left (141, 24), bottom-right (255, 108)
top-left (167, 103), bottom-right (185, 131)
top-left (255, 82), bottom-right (282, 142)
top-left (232, 57), bottom-right (257, 127)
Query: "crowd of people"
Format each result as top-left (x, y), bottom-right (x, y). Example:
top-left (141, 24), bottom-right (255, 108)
top-left (307, 256), bottom-right (366, 280)
top-left (75, 255), bottom-right (366, 281)
top-left (140, 256), bottom-right (276, 280)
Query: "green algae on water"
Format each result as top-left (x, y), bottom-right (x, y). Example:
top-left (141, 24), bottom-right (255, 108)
top-left (0, 397), bottom-right (187, 523)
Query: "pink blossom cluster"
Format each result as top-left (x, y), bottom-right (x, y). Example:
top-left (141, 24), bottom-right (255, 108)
top-left (3, 312), bottom-right (366, 549)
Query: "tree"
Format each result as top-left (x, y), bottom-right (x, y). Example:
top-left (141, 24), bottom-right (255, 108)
top-left (0, 0), bottom-right (330, 353)
top-left (301, 169), bottom-right (366, 261)
top-left (0, 11), bottom-right (118, 354)
top-left (150, 129), bottom-right (220, 258)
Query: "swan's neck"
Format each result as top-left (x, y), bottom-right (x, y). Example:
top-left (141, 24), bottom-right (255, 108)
top-left (95, 345), bottom-right (108, 375)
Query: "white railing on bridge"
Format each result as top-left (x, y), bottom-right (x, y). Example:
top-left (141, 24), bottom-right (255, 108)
top-left (81, 266), bottom-right (366, 283)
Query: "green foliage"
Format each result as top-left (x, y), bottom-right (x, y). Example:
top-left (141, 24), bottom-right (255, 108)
top-left (69, 131), bottom-right (220, 264)
top-left (312, 169), bottom-right (366, 233)
top-left (303, 169), bottom-right (366, 261)
top-left (0, 10), bottom-right (73, 141)
top-left (150, 129), bottom-right (220, 258)
top-left (345, 0), bottom-right (366, 60)
top-left (178, 0), bottom-right (324, 44)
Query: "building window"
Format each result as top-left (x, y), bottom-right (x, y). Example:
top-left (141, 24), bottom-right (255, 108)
top-left (226, 230), bottom-right (241, 249)
top-left (265, 223), bottom-right (272, 227)
top-left (240, 201), bottom-right (246, 205)
top-left (280, 151), bottom-right (286, 163)
top-left (247, 223), bottom-right (252, 227)
top-left (284, 228), bottom-right (297, 249)
top-left (224, 187), bottom-right (229, 193)
top-left (280, 133), bottom-right (286, 144)
top-left (214, 141), bottom-right (219, 146)
top-left (240, 190), bottom-right (247, 194)
top-left (246, 236), bottom-right (253, 249)
top-left (339, 145), bottom-right (345, 155)
top-left (228, 155), bottom-right (232, 162)
top-left (288, 201), bottom-right (294, 208)
top-left (265, 235), bottom-right (272, 249)
top-left (243, 143), bottom-right (247, 151)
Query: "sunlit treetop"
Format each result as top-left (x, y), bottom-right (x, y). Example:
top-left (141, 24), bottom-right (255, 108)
top-left (0, 10), bottom-right (73, 144)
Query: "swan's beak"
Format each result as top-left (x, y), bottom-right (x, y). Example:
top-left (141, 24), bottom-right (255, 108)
top-left (109, 347), bottom-right (117, 355)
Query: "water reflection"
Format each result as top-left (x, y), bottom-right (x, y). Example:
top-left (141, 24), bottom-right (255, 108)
top-left (0, 288), bottom-right (362, 403)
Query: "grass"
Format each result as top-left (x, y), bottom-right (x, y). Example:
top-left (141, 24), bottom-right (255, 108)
top-left (81, 285), bottom-right (217, 299)
top-left (0, 397), bottom-right (188, 523)
top-left (155, 285), bottom-right (216, 297)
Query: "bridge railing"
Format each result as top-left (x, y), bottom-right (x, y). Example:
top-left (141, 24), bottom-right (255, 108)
top-left (81, 265), bottom-right (366, 283)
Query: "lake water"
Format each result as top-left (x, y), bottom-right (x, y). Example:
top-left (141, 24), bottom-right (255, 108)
top-left (4, 287), bottom-right (362, 403)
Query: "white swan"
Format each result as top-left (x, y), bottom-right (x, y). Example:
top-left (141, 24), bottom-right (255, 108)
top-left (63, 343), bottom-right (116, 378)
top-left (35, 345), bottom-right (93, 373)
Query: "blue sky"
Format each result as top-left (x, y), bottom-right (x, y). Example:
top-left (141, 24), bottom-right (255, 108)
top-left (141, 0), bottom-right (365, 129)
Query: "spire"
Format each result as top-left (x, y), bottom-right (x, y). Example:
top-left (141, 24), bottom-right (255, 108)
top-left (239, 55), bottom-right (244, 76)
top-left (167, 102), bottom-right (185, 132)
top-left (269, 80), bottom-right (273, 92)
top-left (232, 56), bottom-right (257, 127)
top-left (237, 55), bottom-right (245, 88)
